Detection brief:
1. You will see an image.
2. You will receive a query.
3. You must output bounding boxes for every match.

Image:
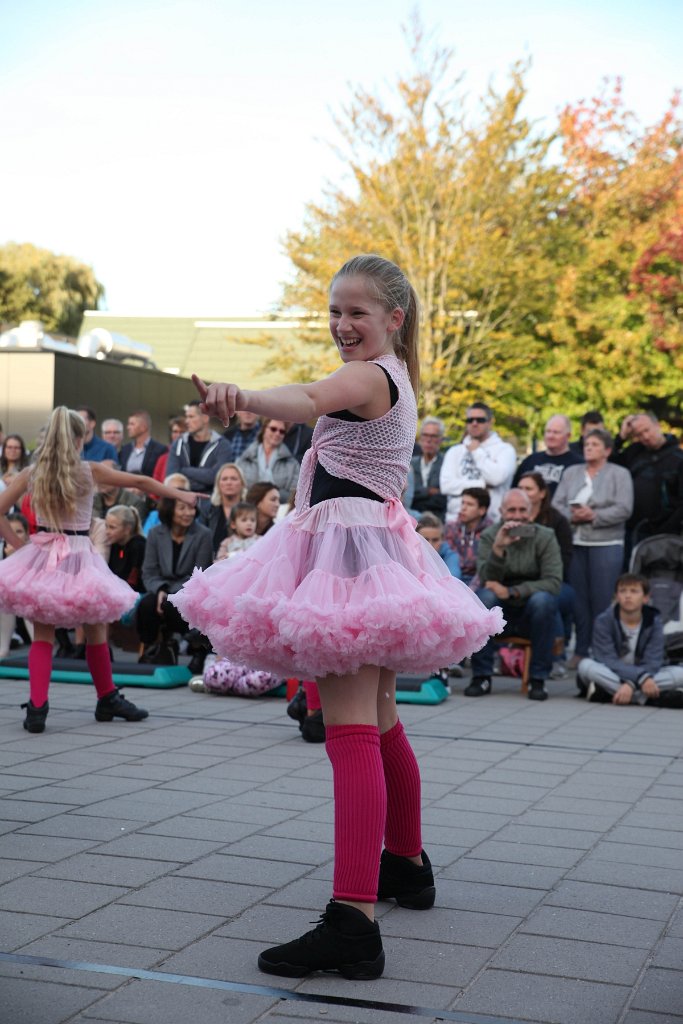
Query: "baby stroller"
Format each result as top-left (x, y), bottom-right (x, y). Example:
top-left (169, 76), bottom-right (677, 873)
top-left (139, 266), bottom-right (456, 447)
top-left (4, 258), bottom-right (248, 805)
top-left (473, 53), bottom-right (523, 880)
top-left (630, 534), bottom-right (683, 664)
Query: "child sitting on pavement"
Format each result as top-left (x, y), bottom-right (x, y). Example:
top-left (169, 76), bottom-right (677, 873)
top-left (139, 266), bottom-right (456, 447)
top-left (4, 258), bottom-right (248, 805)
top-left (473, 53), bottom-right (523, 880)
top-left (578, 573), bottom-right (683, 707)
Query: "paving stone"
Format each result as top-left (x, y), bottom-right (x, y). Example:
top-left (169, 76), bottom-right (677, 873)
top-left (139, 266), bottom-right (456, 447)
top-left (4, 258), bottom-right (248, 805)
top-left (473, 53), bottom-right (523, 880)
top-left (0, 975), bottom-right (111, 1024)
top-left (622, 1011), bottom-right (683, 1024)
top-left (467, 838), bottom-right (585, 868)
top-left (378, 905), bottom-right (521, 947)
top-left (590, 841), bottom-right (683, 871)
top-left (0, 832), bottom-right (101, 861)
top-left (492, 823), bottom-right (602, 849)
top-left (516, 808), bottom-right (630, 831)
top-left (431, 878), bottom-right (546, 916)
top-left (92, 832), bottom-right (224, 862)
top-left (0, 798), bottom-right (77, 821)
top-left (668, 907), bottom-right (683, 936)
top-left (453, 967), bottom-right (630, 1023)
top-left (569, 859), bottom-right (683, 894)
top-left (16, 934), bottom-right (172, 968)
top-left (19, 814), bottom-right (140, 841)
top-left (158, 934), bottom-right (303, 989)
top-left (140, 816), bottom-right (260, 843)
top-left (121, 876), bottom-right (270, 917)
top-left (492, 933), bottom-right (649, 984)
top-left (184, 799), bottom-right (294, 825)
top-left (520, 905), bottom-right (665, 947)
top-left (223, 834), bottom-right (333, 865)
top-left (58, 902), bottom-right (224, 948)
top-left (69, 977), bottom-right (277, 1024)
top-left (546, 880), bottom-right (679, 921)
top-left (632, 967), bottom-right (683, 1015)
top-left (175, 852), bottom-right (311, 887)
top-left (440, 857), bottom-right (567, 889)
top-left (82, 790), bottom-right (221, 820)
top-left (0, 876), bottom-right (127, 918)
top-left (37, 852), bottom-right (181, 886)
top-left (0, 910), bottom-right (71, 950)
top-left (652, 936), bottom-right (683, 969)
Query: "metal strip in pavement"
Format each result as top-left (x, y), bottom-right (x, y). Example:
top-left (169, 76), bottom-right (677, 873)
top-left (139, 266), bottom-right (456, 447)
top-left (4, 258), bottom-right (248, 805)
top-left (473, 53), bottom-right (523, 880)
top-left (0, 951), bottom-right (536, 1023)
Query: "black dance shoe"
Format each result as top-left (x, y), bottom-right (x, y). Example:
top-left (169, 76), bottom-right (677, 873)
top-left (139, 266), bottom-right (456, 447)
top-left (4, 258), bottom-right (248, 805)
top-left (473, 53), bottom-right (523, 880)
top-left (258, 899), bottom-right (384, 979)
top-left (377, 848), bottom-right (435, 909)
top-left (95, 689), bottom-right (149, 722)
top-left (21, 700), bottom-right (49, 734)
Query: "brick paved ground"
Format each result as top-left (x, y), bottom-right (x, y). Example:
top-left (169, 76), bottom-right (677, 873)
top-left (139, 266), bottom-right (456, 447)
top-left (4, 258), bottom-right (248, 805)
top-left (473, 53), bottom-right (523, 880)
top-left (0, 671), bottom-right (681, 1024)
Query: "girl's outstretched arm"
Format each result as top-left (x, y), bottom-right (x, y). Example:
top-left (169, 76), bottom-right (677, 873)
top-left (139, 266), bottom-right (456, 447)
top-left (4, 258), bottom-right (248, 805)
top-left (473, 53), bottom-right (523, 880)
top-left (193, 360), bottom-right (390, 427)
top-left (0, 468), bottom-right (31, 548)
top-left (89, 464), bottom-right (204, 505)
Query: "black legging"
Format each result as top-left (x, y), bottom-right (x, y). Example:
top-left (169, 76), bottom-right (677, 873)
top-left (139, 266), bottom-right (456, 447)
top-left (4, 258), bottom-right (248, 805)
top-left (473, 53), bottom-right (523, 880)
top-left (137, 592), bottom-right (191, 645)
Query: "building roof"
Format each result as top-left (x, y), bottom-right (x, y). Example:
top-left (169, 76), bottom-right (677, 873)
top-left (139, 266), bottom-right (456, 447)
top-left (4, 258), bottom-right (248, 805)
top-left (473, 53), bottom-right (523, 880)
top-left (79, 312), bottom-right (328, 387)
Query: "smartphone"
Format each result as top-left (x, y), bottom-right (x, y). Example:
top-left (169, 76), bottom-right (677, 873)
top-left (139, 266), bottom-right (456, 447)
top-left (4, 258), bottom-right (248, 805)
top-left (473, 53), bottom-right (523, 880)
top-left (508, 523), bottom-right (535, 539)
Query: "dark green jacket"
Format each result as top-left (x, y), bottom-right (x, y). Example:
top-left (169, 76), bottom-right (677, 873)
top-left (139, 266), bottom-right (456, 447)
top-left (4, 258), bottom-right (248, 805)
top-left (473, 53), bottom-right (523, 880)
top-left (476, 522), bottom-right (562, 603)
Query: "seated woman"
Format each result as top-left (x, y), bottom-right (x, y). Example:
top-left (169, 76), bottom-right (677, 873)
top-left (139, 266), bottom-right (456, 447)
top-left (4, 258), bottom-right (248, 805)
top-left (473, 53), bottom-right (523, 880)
top-left (143, 473), bottom-right (190, 536)
top-left (246, 482), bottom-right (281, 536)
top-left (106, 505), bottom-right (146, 593)
top-left (138, 491), bottom-right (213, 671)
top-left (200, 462), bottom-right (247, 555)
top-left (553, 429), bottom-right (634, 664)
top-left (237, 419), bottom-right (300, 502)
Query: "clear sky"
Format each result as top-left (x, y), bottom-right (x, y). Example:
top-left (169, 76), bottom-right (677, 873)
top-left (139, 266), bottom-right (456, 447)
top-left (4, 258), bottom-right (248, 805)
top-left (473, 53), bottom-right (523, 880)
top-left (1, 0), bottom-right (680, 316)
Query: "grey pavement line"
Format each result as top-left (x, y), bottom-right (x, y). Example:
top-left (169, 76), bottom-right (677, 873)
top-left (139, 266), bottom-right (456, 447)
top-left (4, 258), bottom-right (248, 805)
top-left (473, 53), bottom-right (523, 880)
top-left (0, 951), bottom-right (558, 1024)
top-left (614, 894), bottom-right (683, 1024)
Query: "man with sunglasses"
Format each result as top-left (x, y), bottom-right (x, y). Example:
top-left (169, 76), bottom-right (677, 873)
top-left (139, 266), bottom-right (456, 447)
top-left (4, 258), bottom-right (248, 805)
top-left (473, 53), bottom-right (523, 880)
top-left (440, 403), bottom-right (516, 522)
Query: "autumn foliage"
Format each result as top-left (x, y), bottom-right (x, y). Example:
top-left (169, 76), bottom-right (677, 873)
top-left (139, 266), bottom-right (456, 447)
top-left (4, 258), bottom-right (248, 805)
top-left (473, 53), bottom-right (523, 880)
top-left (278, 34), bottom-right (682, 440)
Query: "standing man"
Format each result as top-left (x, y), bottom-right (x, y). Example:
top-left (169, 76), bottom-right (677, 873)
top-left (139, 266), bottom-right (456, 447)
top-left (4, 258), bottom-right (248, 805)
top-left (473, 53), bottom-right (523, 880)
top-left (613, 412), bottom-right (683, 546)
top-left (569, 411), bottom-right (605, 457)
top-left (120, 410), bottom-right (167, 478)
top-left (101, 419), bottom-right (124, 453)
top-left (411, 417), bottom-right (447, 519)
top-left (224, 410), bottom-right (261, 461)
top-left (75, 406), bottom-right (119, 463)
top-left (514, 415), bottom-right (584, 495)
top-left (167, 399), bottom-right (233, 493)
top-left (440, 402), bottom-right (516, 521)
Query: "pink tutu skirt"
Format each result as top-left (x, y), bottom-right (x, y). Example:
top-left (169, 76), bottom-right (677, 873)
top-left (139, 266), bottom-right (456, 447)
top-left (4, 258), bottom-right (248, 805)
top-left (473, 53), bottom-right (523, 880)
top-left (171, 497), bottom-right (504, 679)
top-left (0, 533), bottom-right (137, 627)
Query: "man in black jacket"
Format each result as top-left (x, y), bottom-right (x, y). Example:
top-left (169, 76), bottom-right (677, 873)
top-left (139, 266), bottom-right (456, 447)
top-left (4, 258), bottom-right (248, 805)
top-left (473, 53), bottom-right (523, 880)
top-left (577, 573), bottom-right (683, 707)
top-left (613, 413), bottom-right (683, 543)
top-left (411, 417), bottom-right (447, 519)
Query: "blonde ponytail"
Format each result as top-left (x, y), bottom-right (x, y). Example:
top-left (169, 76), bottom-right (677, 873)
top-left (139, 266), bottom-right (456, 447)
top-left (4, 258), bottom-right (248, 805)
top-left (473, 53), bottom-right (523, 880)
top-left (30, 407), bottom-right (88, 529)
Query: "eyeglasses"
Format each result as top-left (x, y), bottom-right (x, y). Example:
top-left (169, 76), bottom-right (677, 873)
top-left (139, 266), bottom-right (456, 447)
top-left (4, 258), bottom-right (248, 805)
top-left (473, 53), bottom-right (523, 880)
top-left (465, 417), bottom-right (489, 424)
top-left (267, 426), bottom-right (286, 435)
top-left (420, 432), bottom-right (442, 439)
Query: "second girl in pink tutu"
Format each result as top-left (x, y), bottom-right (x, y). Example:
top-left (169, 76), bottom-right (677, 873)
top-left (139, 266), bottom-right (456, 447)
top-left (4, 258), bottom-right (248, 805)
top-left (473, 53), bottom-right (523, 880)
top-left (0, 407), bottom-right (202, 734)
top-left (171, 254), bottom-right (504, 980)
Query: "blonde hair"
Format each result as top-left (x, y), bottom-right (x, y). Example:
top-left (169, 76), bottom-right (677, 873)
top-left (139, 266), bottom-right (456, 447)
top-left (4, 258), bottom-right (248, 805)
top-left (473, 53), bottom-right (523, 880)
top-left (106, 504), bottom-right (142, 537)
top-left (30, 407), bottom-right (88, 529)
top-left (210, 462), bottom-right (247, 506)
top-left (332, 254), bottom-right (420, 398)
top-left (164, 472), bottom-right (190, 488)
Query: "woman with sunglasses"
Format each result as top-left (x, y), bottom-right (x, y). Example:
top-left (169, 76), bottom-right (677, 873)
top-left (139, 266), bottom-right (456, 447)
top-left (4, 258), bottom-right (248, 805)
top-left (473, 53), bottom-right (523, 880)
top-left (237, 419), bottom-right (300, 502)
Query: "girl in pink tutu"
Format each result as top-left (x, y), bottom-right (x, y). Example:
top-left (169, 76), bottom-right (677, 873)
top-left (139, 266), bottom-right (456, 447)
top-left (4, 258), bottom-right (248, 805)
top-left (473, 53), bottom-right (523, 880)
top-left (0, 407), bottom-right (202, 734)
top-left (171, 254), bottom-right (504, 980)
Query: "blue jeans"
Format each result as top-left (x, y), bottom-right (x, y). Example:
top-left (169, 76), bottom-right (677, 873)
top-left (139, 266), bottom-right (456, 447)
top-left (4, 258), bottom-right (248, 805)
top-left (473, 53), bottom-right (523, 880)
top-left (471, 588), bottom-right (559, 681)
top-left (569, 545), bottom-right (623, 657)
top-left (553, 582), bottom-right (575, 654)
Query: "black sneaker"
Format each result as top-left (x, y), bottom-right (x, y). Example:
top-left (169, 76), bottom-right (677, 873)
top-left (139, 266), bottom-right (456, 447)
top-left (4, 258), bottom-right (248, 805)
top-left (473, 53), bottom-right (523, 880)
top-left (377, 849), bottom-right (435, 909)
top-left (301, 709), bottom-right (325, 743)
top-left (258, 900), bottom-right (384, 979)
top-left (652, 688), bottom-right (683, 709)
top-left (464, 676), bottom-right (491, 697)
top-left (21, 700), bottom-right (49, 733)
top-left (528, 678), bottom-right (548, 701)
top-left (287, 686), bottom-right (307, 724)
top-left (95, 689), bottom-right (149, 722)
top-left (586, 682), bottom-right (612, 704)
top-left (188, 650), bottom-right (207, 675)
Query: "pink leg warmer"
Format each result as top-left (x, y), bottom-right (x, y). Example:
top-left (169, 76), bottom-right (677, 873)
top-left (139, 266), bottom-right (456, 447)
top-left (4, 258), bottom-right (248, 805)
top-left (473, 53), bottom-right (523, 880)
top-left (325, 724), bottom-right (386, 903)
top-left (85, 644), bottom-right (117, 698)
top-left (380, 720), bottom-right (423, 857)
top-left (303, 680), bottom-right (321, 711)
top-left (28, 640), bottom-right (52, 707)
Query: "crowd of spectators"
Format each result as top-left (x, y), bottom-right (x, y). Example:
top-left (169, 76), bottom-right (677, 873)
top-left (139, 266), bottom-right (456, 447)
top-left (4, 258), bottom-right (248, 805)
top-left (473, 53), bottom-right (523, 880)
top-left (1, 400), bottom-right (681, 708)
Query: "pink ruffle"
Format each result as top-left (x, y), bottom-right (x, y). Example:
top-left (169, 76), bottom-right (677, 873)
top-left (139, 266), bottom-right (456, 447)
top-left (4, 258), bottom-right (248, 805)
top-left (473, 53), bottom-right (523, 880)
top-left (171, 498), bottom-right (504, 678)
top-left (0, 535), bottom-right (137, 626)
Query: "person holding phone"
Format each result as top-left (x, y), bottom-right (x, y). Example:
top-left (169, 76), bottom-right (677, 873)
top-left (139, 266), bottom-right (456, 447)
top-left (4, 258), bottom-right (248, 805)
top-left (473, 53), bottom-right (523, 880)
top-left (465, 488), bottom-right (563, 700)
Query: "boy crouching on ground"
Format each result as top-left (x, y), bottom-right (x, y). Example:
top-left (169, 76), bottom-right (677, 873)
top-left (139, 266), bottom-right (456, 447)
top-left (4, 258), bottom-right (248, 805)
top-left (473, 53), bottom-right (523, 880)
top-left (578, 573), bottom-right (683, 708)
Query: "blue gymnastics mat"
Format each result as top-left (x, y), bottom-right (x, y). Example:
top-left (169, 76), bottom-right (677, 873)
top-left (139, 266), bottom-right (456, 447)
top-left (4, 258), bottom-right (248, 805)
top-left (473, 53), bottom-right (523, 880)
top-left (395, 674), bottom-right (450, 704)
top-left (0, 655), bottom-right (190, 688)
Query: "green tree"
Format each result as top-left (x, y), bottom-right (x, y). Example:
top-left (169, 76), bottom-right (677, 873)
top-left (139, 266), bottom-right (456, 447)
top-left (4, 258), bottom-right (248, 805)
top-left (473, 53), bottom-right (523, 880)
top-left (278, 30), bottom-right (571, 440)
top-left (0, 242), bottom-right (104, 338)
